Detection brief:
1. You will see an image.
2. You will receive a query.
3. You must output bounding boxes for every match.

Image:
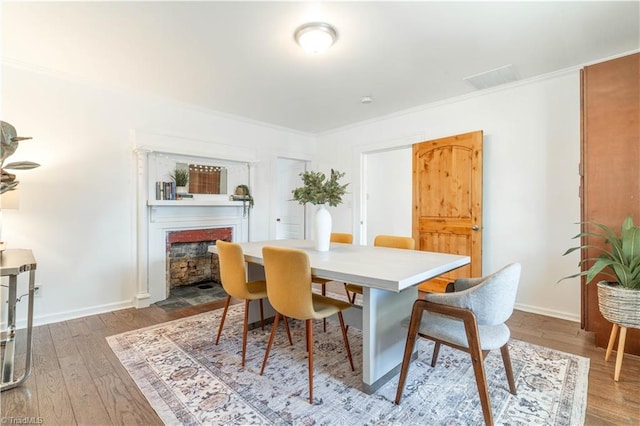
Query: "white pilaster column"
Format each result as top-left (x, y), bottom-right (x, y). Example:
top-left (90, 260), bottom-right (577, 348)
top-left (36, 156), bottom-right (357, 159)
top-left (133, 147), bottom-right (151, 308)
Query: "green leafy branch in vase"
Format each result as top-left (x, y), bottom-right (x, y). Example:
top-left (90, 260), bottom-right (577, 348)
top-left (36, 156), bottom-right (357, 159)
top-left (291, 169), bottom-right (348, 207)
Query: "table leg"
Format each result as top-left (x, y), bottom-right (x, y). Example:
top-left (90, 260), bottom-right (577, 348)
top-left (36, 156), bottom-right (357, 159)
top-left (1, 275), bottom-right (18, 385)
top-left (1, 270), bottom-right (36, 391)
top-left (361, 286), bottom-right (418, 394)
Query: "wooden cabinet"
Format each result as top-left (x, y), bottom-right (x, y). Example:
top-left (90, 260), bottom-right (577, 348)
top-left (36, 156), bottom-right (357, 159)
top-left (580, 53), bottom-right (640, 354)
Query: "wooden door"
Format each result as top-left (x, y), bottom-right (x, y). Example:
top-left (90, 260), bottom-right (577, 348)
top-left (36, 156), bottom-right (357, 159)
top-left (581, 53), bottom-right (640, 354)
top-left (413, 131), bottom-right (483, 292)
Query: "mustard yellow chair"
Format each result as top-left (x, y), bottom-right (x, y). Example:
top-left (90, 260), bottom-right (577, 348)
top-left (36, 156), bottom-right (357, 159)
top-left (312, 233), bottom-right (353, 330)
top-left (215, 240), bottom-right (292, 367)
top-left (260, 246), bottom-right (355, 404)
top-left (344, 234), bottom-right (416, 303)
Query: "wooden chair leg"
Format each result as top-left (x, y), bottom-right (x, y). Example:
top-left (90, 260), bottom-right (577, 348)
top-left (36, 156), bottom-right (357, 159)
top-left (215, 295), bottom-right (232, 345)
top-left (500, 343), bottom-right (517, 394)
top-left (306, 319), bottom-right (314, 404)
top-left (431, 342), bottom-right (441, 367)
top-left (241, 299), bottom-right (250, 367)
top-left (465, 320), bottom-right (493, 426)
top-left (259, 299), bottom-right (265, 331)
top-left (283, 316), bottom-right (293, 345)
top-left (260, 312), bottom-right (280, 375)
top-left (614, 326), bottom-right (628, 382)
top-left (337, 312), bottom-right (354, 370)
top-left (605, 323), bottom-right (620, 362)
top-left (395, 302), bottom-right (424, 405)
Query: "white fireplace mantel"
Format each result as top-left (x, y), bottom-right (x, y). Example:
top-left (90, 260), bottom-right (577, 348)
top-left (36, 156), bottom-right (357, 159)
top-left (132, 130), bottom-right (254, 308)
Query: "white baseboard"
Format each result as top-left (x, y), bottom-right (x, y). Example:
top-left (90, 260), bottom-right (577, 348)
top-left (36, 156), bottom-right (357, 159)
top-left (4, 300), bottom-right (579, 330)
top-left (3, 300), bottom-right (134, 330)
top-left (515, 302), bottom-right (580, 323)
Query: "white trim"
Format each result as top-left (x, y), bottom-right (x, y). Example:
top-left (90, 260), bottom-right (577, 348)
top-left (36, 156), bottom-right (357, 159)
top-left (515, 302), bottom-right (580, 323)
top-left (2, 57), bottom-right (313, 138)
top-left (352, 133), bottom-right (424, 244)
top-left (11, 300), bottom-right (134, 329)
top-left (319, 49), bottom-right (640, 137)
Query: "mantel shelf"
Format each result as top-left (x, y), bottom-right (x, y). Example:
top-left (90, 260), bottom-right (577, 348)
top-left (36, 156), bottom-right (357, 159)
top-left (147, 200), bottom-right (246, 207)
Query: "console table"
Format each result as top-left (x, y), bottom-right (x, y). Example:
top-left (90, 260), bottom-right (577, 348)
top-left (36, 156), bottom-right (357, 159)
top-left (1, 249), bottom-right (36, 391)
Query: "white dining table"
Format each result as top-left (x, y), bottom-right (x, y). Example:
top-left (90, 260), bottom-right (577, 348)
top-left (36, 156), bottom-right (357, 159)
top-left (209, 239), bottom-right (470, 393)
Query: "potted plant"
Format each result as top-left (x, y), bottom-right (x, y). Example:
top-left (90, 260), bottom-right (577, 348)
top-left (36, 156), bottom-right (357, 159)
top-left (170, 167), bottom-right (189, 195)
top-left (560, 215), bottom-right (640, 327)
top-left (292, 169), bottom-right (348, 251)
top-left (1, 121), bottom-right (40, 194)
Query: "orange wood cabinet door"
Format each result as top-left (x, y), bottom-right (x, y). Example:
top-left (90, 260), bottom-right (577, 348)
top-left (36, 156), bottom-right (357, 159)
top-left (581, 53), bottom-right (640, 354)
top-left (412, 131), bottom-right (483, 291)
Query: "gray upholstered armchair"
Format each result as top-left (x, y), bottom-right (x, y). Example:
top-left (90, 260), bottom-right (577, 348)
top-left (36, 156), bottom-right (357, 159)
top-left (395, 262), bottom-right (521, 426)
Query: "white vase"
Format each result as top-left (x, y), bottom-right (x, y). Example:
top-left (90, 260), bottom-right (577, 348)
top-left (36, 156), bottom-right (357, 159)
top-left (314, 204), bottom-right (332, 252)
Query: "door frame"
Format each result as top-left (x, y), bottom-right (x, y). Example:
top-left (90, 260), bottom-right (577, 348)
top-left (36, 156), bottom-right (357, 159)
top-left (353, 133), bottom-right (425, 245)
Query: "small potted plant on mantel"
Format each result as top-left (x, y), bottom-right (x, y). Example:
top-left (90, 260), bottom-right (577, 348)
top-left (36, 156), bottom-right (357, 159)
top-left (170, 166), bottom-right (189, 197)
top-left (560, 215), bottom-right (640, 380)
top-left (292, 169), bottom-right (348, 252)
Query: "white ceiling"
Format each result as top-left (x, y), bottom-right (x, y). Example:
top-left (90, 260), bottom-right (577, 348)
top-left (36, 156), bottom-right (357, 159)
top-left (2, 1), bottom-right (639, 134)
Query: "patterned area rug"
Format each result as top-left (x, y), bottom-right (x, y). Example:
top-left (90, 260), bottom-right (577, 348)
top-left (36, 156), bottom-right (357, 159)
top-left (107, 303), bottom-right (589, 425)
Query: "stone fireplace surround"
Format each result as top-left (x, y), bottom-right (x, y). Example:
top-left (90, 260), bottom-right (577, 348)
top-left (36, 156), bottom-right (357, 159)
top-left (167, 227), bottom-right (233, 291)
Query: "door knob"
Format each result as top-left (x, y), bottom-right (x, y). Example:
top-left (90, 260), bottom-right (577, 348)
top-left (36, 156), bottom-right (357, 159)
top-left (472, 225), bottom-right (479, 231)
top-left (276, 218), bottom-right (281, 222)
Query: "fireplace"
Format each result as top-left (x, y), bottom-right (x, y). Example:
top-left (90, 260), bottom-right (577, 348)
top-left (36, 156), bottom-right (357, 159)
top-left (133, 136), bottom-right (254, 308)
top-left (166, 228), bottom-right (232, 290)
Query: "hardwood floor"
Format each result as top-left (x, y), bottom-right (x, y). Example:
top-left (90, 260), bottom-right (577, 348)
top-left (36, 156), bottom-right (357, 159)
top-left (2, 292), bottom-right (639, 425)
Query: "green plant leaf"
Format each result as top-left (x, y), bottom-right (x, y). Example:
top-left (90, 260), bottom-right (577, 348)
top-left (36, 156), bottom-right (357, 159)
top-left (291, 169), bottom-right (348, 207)
top-left (622, 224), bottom-right (640, 263)
top-left (170, 167), bottom-right (189, 186)
top-left (561, 216), bottom-right (640, 289)
top-left (0, 181), bottom-right (19, 194)
top-left (3, 161), bottom-right (40, 170)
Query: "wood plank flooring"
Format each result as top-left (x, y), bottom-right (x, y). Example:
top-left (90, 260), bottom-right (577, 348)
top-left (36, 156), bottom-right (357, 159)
top-left (2, 291), bottom-right (639, 425)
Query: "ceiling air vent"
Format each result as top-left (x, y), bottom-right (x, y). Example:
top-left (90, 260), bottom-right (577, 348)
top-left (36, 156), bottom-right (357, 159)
top-left (463, 64), bottom-right (519, 90)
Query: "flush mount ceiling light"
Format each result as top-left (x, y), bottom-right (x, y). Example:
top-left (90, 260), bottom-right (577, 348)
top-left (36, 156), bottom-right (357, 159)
top-left (294, 22), bottom-right (337, 55)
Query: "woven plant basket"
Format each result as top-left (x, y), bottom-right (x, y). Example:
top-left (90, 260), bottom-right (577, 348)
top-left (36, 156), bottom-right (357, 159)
top-left (597, 281), bottom-right (640, 328)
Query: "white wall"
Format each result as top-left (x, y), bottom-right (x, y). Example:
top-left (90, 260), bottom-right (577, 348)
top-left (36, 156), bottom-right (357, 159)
top-left (364, 149), bottom-right (412, 245)
top-left (1, 64), bottom-right (315, 326)
top-left (317, 71), bottom-right (583, 321)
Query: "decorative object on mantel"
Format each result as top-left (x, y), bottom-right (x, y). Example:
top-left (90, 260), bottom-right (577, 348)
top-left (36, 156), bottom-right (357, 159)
top-left (170, 166), bottom-right (189, 198)
top-left (560, 215), bottom-right (640, 381)
top-left (231, 184), bottom-right (254, 217)
top-left (292, 169), bottom-right (348, 252)
top-left (0, 121), bottom-right (40, 242)
top-left (155, 181), bottom-right (176, 200)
